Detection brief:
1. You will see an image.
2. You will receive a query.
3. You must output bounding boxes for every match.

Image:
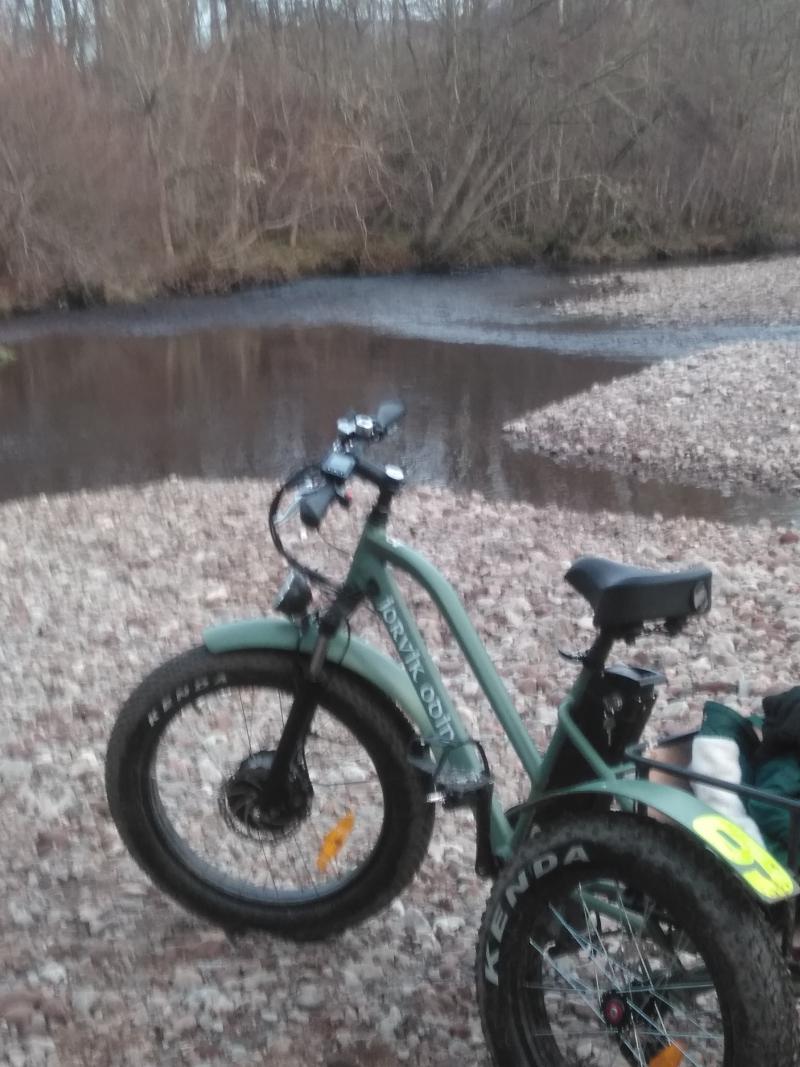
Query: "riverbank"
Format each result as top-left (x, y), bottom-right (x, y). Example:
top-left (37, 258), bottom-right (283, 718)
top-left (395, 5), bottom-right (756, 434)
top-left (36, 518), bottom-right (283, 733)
top-left (507, 256), bottom-right (800, 499)
top-left (507, 340), bottom-right (800, 497)
top-left (554, 253), bottom-right (800, 324)
top-left (2, 228), bottom-right (792, 320)
top-left (0, 233), bottom-right (420, 318)
top-left (2, 479), bottom-right (799, 1065)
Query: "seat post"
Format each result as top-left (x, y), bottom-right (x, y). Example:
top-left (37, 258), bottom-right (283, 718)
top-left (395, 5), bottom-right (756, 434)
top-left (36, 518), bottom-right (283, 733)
top-left (583, 629), bottom-right (615, 672)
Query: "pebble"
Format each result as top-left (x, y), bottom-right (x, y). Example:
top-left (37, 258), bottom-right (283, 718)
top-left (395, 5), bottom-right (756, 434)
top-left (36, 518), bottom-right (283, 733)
top-left (71, 988), bottom-right (99, 1017)
top-left (379, 1004), bottom-right (403, 1040)
top-left (1, 992), bottom-right (38, 1030)
top-left (38, 962), bottom-right (67, 986)
top-left (296, 984), bottom-right (323, 1010)
top-left (506, 256), bottom-right (800, 499)
top-left (4, 472), bottom-right (800, 1065)
top-left (433, 916), bottom-right (465, 938)
top-left (0, 759), bottom-right (33, 786)
top-left (172, 965), bottom-right (203, 990)
top-left (554, 255), bottom-right (800, 325)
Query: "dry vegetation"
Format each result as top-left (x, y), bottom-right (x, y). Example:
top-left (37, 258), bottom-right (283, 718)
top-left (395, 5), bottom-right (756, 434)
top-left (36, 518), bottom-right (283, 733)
top-left (2, 0), bottom-right (800, 309)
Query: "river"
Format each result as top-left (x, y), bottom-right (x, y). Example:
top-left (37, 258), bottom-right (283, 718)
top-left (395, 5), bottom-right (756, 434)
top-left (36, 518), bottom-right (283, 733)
top-left (1, 266), bottom-right (799, 523)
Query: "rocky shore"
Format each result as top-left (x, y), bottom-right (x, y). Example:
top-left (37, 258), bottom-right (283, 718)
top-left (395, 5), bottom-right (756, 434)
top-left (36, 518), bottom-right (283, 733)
top-left (2, 478), bottom-right (800, 1065)
top-left (506, 256), bottom-right (800, 497)
top-left (506, 340), bottom-right (800, 497)
top-left (557, 254), bottom-right (800, 325)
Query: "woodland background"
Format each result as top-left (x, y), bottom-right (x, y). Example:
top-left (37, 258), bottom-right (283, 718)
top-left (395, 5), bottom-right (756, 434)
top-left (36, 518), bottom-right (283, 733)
top-left (2, 0), bottom-right (800, 308)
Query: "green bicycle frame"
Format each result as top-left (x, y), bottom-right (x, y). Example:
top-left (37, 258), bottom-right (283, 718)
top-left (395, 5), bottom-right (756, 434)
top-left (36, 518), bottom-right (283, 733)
top-left (346, 521), bottom-right (541, 862)
top-left (206, 515), bottom-right (798, 903)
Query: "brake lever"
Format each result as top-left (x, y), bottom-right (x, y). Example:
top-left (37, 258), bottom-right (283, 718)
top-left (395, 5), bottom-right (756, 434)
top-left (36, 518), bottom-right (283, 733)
top-left (276, 474), bottom-right (337, 528)
top-left (274, 494), bottom-right (302, 526)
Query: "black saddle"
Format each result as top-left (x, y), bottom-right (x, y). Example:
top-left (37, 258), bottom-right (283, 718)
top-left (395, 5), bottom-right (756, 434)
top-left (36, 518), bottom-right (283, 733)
top-left (565, 556), bottom-right (712, 631)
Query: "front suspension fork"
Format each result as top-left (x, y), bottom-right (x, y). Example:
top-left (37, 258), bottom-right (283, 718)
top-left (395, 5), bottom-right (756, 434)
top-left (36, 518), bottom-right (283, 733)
top-left (266, 631), bottom-right (331, 788)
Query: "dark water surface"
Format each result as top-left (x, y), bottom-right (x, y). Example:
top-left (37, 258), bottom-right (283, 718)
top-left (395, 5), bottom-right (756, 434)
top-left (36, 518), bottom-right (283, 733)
top-left (1, 267), bottom-right (798, 524)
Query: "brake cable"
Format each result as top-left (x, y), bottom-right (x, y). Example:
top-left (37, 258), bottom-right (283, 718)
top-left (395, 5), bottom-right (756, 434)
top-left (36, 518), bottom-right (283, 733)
top-left (268, 407), bottom-right (402, 601)
top-left (268, 466), bottom-right (342, 597)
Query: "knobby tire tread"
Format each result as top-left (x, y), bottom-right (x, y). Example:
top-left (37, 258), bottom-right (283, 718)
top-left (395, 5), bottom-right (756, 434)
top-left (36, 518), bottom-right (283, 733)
top-left (106, 647), bottom-right (435, 940)
top-left (475, 812), bottom-right (799, 1067)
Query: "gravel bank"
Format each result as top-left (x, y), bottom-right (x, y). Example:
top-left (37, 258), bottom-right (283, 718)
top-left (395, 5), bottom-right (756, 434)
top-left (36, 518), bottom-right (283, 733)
top-left (3, 479), bottom-right (800, 1066)
top-left (557, 254), bottom-right (800, 324)
top-left (506, 340), bottom-right (800, 497)
top-left (507, 255), bottom-right (800, 497)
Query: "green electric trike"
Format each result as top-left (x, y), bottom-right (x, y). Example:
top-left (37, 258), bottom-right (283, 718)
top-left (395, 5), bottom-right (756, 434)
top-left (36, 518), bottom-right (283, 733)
top-left (106, 403), bottom-right (799, 1067)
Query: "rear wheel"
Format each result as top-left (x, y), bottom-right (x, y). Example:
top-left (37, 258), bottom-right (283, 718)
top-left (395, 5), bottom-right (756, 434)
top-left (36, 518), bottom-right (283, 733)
top-left (106, 647), bottom-right (435, 939)
top-left (477, 814), bottom-right (797, 1067)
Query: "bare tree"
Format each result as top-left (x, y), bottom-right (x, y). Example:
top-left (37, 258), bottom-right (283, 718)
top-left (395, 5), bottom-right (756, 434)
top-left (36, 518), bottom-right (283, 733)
top-left (2, 0), bottom-right (800, 309)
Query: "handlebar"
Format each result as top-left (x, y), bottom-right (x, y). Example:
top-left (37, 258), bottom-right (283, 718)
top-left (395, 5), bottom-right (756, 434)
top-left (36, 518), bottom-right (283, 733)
top-left (275, 401), bottom-right (407, 534)
top-left (268, 401), bottom-right (407, 594)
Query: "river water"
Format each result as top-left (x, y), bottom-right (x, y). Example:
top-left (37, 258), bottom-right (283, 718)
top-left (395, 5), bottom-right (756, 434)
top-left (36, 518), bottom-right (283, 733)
top-left (1, 266), bottom-right (799, 523)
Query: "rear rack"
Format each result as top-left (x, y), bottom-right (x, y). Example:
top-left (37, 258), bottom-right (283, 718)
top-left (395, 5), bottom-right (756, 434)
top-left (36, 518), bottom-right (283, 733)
top-left (627, 729), bottom-right (800, 966)
top-left (626, 729), bottom-right (800, 874)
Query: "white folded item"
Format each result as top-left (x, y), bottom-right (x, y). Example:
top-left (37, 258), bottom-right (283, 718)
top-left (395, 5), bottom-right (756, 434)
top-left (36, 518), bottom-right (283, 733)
top-left (689, 735), bottom-right (766, 846)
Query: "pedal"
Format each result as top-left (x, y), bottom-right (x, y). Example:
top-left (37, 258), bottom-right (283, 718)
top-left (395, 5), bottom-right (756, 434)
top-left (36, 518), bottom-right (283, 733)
top-left (407, 737), bottom-right (493, 807)
top-left (407, 737), bottom-right (437, 779)
top-left (407, 736), bottom-right (498, 878)
top-left (434, 767), bottom-right (494, 809)
top-left (406, 739), bottom-right (446, 804)
top-left (471, 780), bottom-right (499, 879)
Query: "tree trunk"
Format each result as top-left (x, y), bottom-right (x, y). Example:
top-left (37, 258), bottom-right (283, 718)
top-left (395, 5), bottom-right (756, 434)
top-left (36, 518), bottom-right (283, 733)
top-left (421, 116), bottom-right (489, 252)
top-left (60, 0), bottom-right (79, 61)
top-left (230, 59), bottom-right (246, 262)
top-left (209, 0), bottom-right (222, 41)
top-left (147, 112), bottom-right (175, 264)
top-left (33, 0), bottom-right (54, 50)
top-left (92, 0), bottom-right (107, 65)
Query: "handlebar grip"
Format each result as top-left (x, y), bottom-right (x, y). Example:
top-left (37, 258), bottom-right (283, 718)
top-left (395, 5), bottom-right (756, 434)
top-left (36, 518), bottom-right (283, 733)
top-left (299, 482), bottom-right (338, 529)
top-left (374, 400), bottom-right (405, 434)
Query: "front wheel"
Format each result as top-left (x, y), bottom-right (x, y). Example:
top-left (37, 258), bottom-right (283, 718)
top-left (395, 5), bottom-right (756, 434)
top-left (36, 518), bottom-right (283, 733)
top-left (106, 647), bottom-right (435, 939)
top-left (476, 813), bottom-right (797, 1067)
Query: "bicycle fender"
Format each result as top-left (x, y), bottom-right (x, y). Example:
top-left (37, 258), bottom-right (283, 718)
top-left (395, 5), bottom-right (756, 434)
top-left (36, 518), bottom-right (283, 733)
top-left (543, 778), bottom-right (798, 904)
top-left (203, 616), bottom-right (429, 736)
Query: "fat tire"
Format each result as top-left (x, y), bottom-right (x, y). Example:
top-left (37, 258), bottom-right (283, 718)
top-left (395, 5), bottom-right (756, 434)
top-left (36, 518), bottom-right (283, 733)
top-left (106, 646), bottom-right (435, 939)
top-left (476, 812), bottom-right (798, 1067)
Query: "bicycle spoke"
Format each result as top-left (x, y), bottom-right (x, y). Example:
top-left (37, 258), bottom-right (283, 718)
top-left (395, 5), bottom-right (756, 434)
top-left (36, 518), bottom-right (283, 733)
top-left (522, 876), bottom-right (727, 1067)
top-left (529, 937), bottom-right (608, 1025)
top-left (237, 689), bottom-right (255, 755)
top-left (578, 884), bottom-right (609, 1007)
top-left (150, 684), bottom-right (384, 904)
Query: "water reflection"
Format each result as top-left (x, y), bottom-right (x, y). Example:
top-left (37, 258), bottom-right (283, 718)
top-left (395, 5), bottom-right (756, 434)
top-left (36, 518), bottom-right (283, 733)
top-left (0, 325), bottom-right (634, 496)
top-left (1, 273), bottom-right (798, 526)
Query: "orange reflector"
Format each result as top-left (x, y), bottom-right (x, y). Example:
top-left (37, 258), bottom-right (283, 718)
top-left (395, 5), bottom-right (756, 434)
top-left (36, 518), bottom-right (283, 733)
top-left (648, 1045), bottom-right (684, 1067)
top-left (316, 810), bottom-right (355, 872)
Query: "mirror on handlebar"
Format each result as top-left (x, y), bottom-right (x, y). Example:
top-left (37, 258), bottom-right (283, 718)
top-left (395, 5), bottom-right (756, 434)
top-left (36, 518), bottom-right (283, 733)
top-left (275, 402), bottom-right (407, 536)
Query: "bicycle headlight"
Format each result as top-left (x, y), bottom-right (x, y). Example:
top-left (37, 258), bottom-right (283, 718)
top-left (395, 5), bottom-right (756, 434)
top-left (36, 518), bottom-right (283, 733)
top-left (273, 570), bottom-right (312, 618)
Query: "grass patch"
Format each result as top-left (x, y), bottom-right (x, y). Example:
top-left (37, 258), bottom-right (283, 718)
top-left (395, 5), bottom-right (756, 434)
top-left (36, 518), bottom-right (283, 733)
top-left (0, 344), bottom-right (16, 366)
top-left (168, 232), bottom-right (419, 296)
top-left (4, 224), bottom-right (800, 317)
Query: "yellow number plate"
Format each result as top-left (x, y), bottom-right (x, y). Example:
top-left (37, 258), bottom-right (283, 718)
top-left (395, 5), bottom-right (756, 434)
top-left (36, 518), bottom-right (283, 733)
top-left (692, 814), bottom-right (797, 902)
